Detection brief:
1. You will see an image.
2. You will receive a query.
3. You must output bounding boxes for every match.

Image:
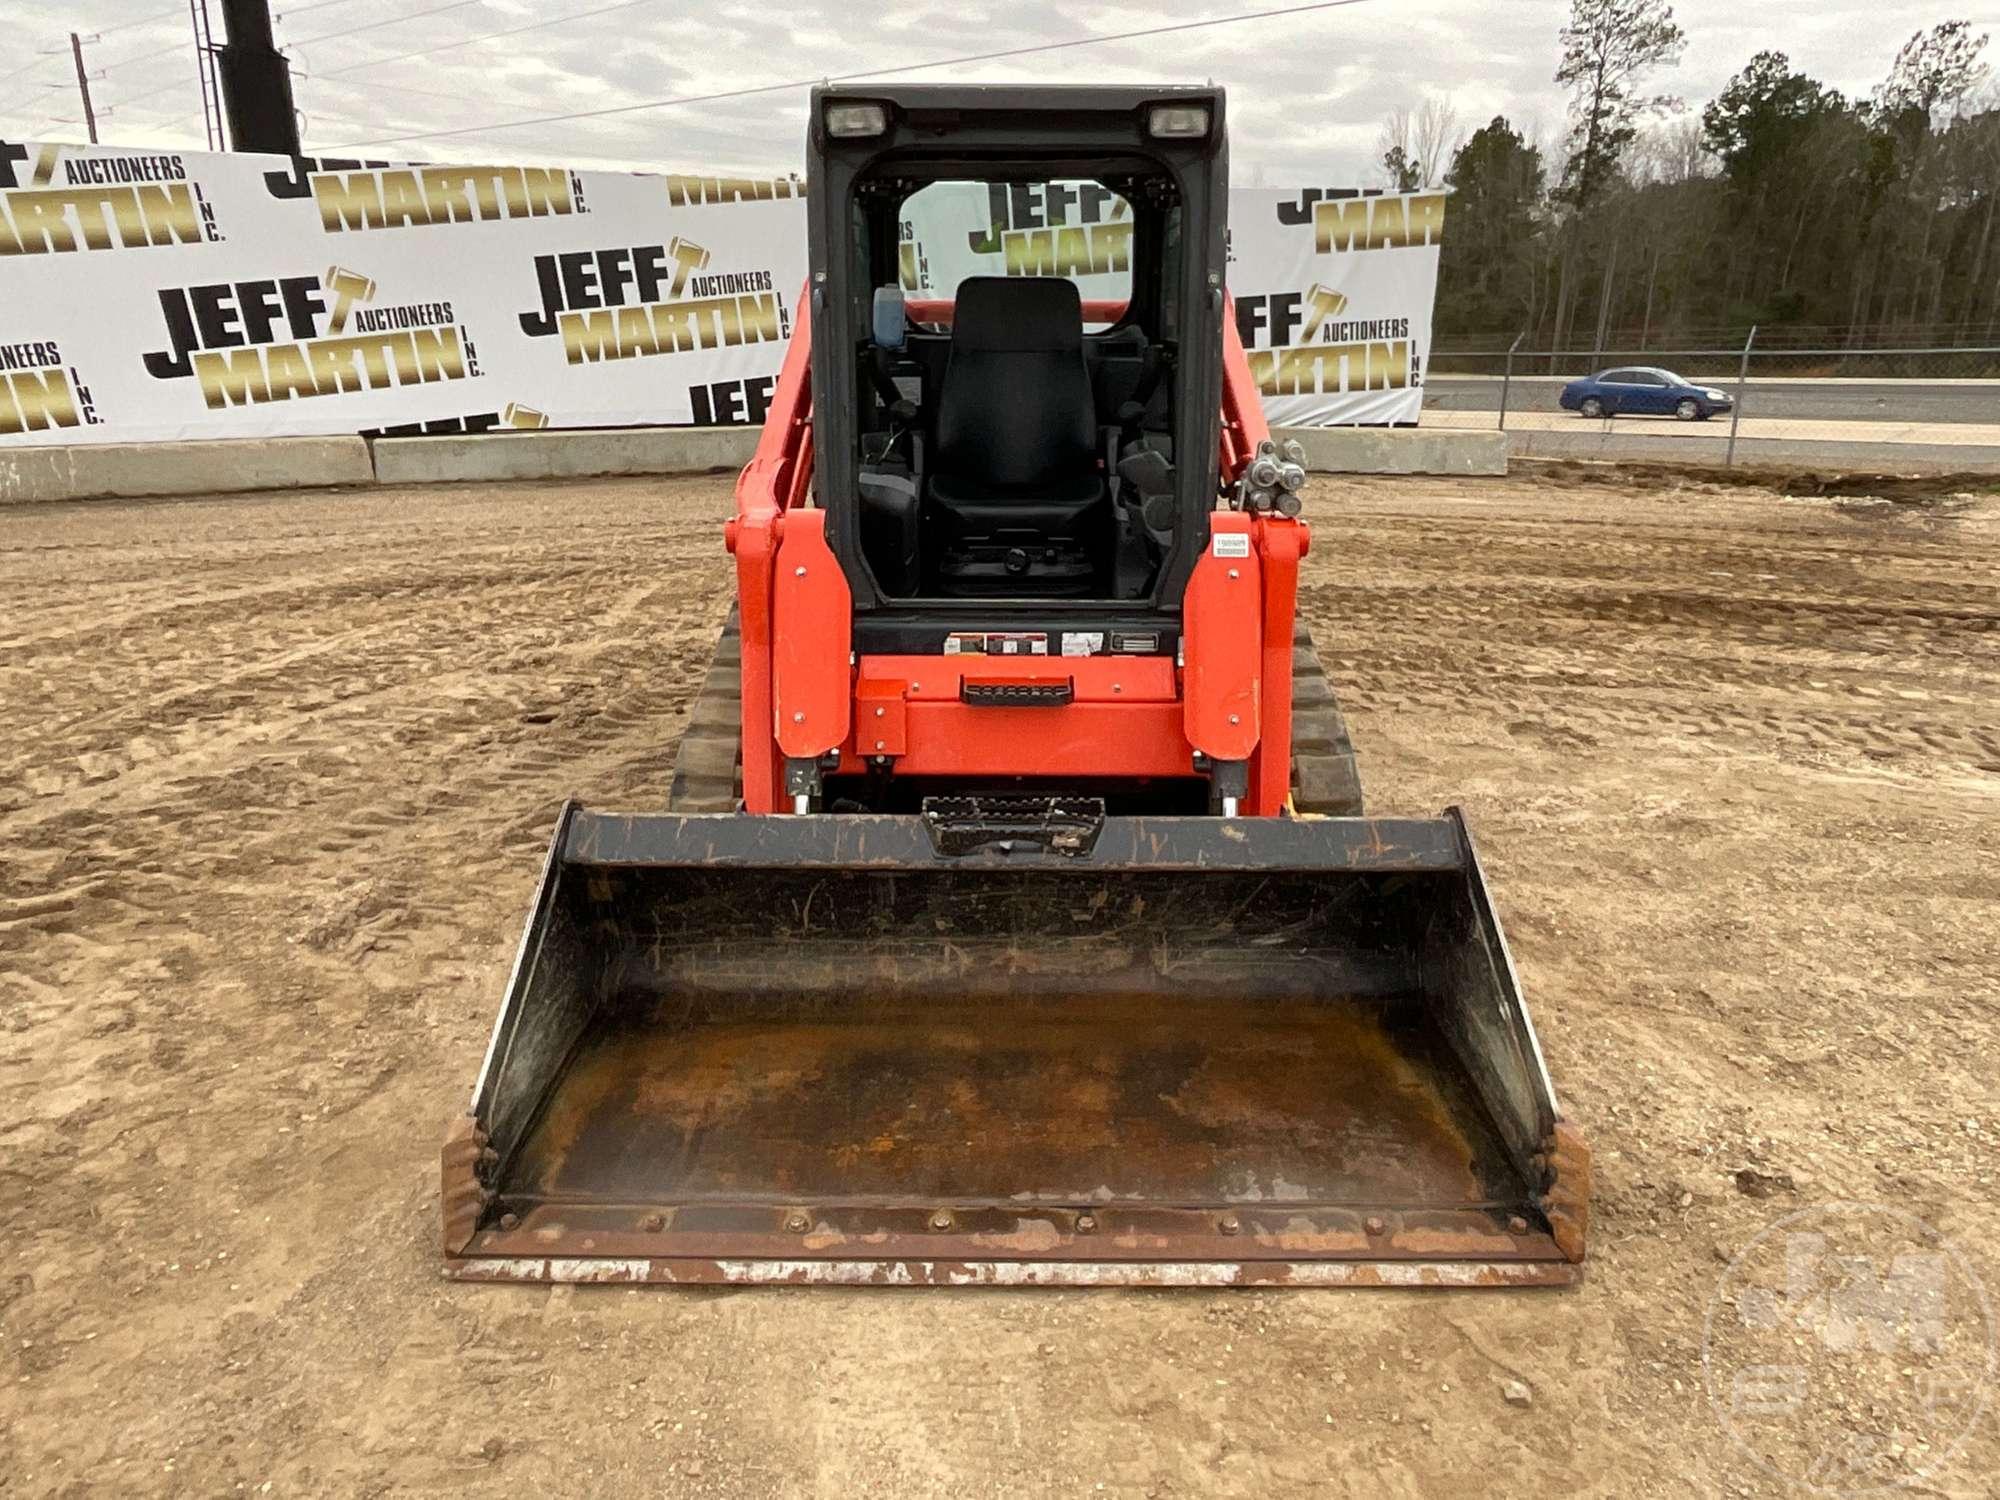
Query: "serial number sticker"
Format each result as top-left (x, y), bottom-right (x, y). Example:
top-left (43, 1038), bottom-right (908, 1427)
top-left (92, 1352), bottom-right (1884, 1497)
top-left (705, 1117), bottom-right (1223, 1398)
top-left (1211, 533), bottom-right (1251, 558)
top-left (1060, 632), bottom-right (1105, 658)
top-left (946, 631), bottom-right (1047, 656)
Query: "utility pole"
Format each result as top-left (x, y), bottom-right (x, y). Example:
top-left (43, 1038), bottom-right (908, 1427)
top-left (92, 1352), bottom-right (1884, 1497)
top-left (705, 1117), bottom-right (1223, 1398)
top-left (217, 0), bottom-right (301, 156)
top-left (69, 32), bottom-right (99, 144)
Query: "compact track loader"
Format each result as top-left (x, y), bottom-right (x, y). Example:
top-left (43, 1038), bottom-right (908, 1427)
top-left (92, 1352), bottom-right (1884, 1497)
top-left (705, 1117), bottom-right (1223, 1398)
top-left (443, 84), bottom-right (1589, 1287)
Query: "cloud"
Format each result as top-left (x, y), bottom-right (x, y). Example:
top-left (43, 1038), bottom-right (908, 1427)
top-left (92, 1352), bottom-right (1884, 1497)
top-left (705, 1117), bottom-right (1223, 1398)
top-left (0, 0), bottom-right (1977, 182)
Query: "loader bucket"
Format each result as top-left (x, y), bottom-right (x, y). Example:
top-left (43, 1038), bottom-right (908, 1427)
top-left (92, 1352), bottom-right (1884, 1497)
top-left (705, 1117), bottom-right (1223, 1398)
top-left (443, 805), bottom-right (1589, 1288)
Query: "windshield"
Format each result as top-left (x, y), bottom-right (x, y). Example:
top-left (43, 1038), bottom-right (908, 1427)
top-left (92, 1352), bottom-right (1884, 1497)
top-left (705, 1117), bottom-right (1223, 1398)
top-left (899, 179), bottom-right (1133, 329)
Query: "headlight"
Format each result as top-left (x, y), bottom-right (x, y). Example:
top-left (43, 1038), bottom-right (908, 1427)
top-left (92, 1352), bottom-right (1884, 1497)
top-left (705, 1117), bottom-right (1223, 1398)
top-left (1147, 104), bottom-right (1212, 138)
top-left (1707, 389), bottom-right (1727, 400)
top-left (825, 102), bottom-right (889, 138)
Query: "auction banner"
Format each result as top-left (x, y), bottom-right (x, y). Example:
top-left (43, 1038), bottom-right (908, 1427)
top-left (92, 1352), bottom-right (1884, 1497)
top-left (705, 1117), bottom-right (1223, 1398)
top-left (1227, 187), bottom-right (1446, 427)
top-left (0, 138), bottom-right (805, 445)
top-left (1, 137), bottom-right (1438, 446)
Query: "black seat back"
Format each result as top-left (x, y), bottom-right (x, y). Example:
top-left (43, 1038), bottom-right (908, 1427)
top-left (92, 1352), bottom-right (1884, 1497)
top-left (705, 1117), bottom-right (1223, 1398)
top-left (932, 277), bottom-right (1096, 490)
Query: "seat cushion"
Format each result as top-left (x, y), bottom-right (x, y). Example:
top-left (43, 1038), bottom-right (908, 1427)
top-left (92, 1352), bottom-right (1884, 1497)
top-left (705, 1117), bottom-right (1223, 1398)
top-left (929, 471), bottom-right (1105, 537)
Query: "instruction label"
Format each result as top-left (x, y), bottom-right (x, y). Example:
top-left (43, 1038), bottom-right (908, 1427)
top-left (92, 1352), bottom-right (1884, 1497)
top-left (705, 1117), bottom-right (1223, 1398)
top-left (944, 631), bottom-right (1048, 656)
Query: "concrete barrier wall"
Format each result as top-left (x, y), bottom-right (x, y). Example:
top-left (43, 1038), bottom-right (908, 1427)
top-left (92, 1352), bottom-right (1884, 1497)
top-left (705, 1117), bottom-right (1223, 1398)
top-left (1, 437), bottom-right (374, 506)
top-left (1, 423), bottom-right (1500, 505)
top-left (370, 426), bottom-right (760, 486)
top-left (1277, 426), bottom-right (1508, 476)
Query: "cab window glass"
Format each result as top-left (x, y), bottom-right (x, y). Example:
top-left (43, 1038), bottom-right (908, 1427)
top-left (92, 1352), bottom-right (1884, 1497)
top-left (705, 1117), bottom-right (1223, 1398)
top-left (899, 180), bottom-right (1133, 329)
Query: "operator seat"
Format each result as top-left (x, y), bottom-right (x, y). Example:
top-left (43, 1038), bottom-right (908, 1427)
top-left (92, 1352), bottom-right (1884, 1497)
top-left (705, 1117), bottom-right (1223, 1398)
top-left (926, 276), bottom-right (1109, 595)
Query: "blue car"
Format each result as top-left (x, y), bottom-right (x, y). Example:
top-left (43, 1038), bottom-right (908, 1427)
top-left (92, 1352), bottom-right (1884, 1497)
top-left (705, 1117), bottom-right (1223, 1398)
top-left (1559, 366), bottom-right (1734, 421)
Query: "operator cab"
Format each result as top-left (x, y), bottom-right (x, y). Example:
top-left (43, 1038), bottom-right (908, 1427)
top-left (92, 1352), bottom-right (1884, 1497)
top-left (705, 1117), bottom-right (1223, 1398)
top-left (808, 86), bottom-right (1227, 617)
top-left (855, 173), bottom-right (1179, 601)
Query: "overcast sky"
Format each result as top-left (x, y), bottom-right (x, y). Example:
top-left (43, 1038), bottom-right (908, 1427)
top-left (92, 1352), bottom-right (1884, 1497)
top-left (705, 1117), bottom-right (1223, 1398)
top-left (2, 0), bottom-right (1993, 180)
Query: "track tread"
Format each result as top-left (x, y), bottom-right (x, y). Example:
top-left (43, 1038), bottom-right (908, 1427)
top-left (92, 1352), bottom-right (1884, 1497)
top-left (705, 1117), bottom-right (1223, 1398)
top-left (665, 608), bottom-right (743, 812)
top-left (1290, 624), bottom-right (1365, 815)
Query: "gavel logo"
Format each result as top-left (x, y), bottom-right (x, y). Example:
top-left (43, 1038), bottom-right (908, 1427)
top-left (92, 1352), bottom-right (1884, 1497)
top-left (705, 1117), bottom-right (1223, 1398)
top-left (1299, 283), bottom-right (1349, 342)
top-left (323, 265), bottom-right (377, 334)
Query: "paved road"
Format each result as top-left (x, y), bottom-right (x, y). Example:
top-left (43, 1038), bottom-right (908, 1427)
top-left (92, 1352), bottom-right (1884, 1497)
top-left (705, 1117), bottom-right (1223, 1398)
top-left (1426, 376), bottom-right (2000, 425)
top-left (1421, 408), bottom-right (2000, 472)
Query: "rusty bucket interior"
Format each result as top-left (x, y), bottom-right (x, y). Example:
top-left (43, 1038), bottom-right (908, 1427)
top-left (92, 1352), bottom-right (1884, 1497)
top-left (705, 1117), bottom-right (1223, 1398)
top-left (444, 807), bottom-right (1588, 1287)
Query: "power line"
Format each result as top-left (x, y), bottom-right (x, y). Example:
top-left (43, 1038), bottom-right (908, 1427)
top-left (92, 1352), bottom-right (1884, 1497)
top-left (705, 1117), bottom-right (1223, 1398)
top-left (276, 0), bottom-right (388, 19)
top-left (298, 103), bottom-right (430, 137)
top-left (99, 0), bottom-right (395, 72)
top-left (325, 0), bottom-right (1378, 150)
top-left (302, 70), bottom-right (534, 112)
top-left (317, 0), bottom-right (658, 77)
top-left (287, 0), bottom-right (490, 51)
top-left (105, 97), bottom-right (206, 123)
top-left (100, 1), bottom-right (610, 112)
top-left (0, 56), bottom-right (63, 88)
top-left (105, 73), bottom-right (195, 112)
top-left (309, 71), bottom-right (786, 155)
top-left (97, 3), bottom-right (372, 78)
top-left (97, 5), bottom-right (185, 36)
top-left (101, 35), bottom-right (202, 73)
top-left (285, 2), bottom-right (611, 138)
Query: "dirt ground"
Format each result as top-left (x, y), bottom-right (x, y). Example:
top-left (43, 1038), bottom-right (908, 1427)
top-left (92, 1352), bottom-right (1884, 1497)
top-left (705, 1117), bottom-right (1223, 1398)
top-left (3, 466), bottom-right (1996, 1497)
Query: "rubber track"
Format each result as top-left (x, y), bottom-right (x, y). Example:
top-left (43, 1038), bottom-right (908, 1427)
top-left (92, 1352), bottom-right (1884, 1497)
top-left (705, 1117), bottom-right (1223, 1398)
top-left (1290, 623), bottom-right (1365, 815)
top-left (664, 608), bottom-right (743, 812)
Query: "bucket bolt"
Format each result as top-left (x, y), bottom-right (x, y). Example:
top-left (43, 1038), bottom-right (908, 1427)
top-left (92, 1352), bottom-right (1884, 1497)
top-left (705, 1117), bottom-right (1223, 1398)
top-left (784, 1211), bottom-right (811, 1233)
top-left (1210, 758), bottom-right (1249, 818)
top-left (1218, 1214), bottom-right (1241, 1236)
top-left (639, 1213), bottom-right (665, 1233)
top-left (928, 1210), bottom-right (955, 1233)
top-left (498, 1211), bottom-right (520, 1232)
top-left (1365, 1215), bottom-right (1386, 1237)
top-left (783, 755), bottom-right (822, 815)
top-left (1075, 1213), bottom-right (1098, 1234)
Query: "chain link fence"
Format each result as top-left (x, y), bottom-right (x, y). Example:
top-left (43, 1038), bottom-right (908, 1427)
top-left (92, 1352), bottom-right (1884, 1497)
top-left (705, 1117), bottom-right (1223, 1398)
top-left (1432, 338), bottom-right (2000, 385)
top-left (1422, 332), bottom-right (2000, 468)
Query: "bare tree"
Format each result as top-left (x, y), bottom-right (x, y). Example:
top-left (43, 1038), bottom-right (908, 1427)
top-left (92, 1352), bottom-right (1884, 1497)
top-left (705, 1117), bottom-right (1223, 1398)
top-left (1629, 118), bottom-right (1710, 185)
top-left (1377, 97), bottom-right (1459, 190)
top-left (1377, 105), bottom-right (1419, 190)
top-left (1413, 96), bottom-right (1461, 187)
